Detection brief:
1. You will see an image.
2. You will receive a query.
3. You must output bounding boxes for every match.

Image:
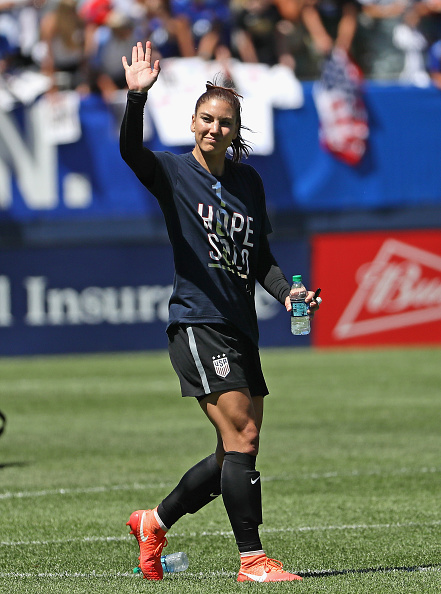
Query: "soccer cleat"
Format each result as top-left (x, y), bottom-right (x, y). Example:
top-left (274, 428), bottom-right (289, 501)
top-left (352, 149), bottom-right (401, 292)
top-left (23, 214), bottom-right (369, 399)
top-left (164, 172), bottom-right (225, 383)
top-left (237, 554), bottom-right (303, 582)
top-left (126, 508), bottom-right (167, 580)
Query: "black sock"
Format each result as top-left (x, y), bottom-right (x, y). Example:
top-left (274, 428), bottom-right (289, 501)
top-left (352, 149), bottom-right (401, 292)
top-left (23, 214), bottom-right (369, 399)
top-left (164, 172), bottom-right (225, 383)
top-left (221, 451), bottom-right (263, 553)
top-left (157, 453), bottom-right (221, 529)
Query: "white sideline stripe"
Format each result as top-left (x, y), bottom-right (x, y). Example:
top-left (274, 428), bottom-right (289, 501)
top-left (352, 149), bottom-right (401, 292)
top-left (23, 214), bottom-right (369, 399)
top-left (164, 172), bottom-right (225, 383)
top-left (1, 466), bottom-right (439, 501)
top-left (2, 520), bottom-right (441, 547)
top-left (1, 536), bottom-right (132, 547)
top-left (0, 572), bottom-right (139, 579)
top-left (0, 377), bottom-right (175, 393)
top-left (0, 482), bottom-right (174, 500)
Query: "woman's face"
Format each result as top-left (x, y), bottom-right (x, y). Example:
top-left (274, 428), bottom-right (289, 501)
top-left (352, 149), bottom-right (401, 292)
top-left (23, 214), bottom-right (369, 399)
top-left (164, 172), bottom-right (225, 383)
top-left (191, 98), bottom-right (239, 159)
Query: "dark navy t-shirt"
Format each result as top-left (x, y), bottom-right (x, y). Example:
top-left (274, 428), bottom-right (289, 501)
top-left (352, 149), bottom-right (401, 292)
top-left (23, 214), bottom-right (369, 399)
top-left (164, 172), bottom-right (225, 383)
top-left (147, 151), bottom-right (272, 345)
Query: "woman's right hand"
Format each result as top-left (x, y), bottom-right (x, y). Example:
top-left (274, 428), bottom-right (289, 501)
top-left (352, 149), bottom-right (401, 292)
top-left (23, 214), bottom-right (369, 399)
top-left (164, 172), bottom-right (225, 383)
top-left (122, 41), bottom-right (160, 93)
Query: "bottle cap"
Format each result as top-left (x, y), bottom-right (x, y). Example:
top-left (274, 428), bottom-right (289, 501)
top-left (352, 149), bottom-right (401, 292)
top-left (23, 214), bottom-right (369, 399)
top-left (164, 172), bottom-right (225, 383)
top-left (292, 275), bottom-right (302, 282)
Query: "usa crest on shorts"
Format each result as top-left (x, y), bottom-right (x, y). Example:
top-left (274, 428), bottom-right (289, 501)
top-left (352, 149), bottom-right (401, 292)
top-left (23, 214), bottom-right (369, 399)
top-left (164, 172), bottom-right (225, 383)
top-left (212, 354), bottom-right (230, 378)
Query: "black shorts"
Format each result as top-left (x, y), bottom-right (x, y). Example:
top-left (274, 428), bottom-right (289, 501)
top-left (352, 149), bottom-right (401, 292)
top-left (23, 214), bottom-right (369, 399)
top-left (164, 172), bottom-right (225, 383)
top-left (167, 323), bottom-right (269, 399)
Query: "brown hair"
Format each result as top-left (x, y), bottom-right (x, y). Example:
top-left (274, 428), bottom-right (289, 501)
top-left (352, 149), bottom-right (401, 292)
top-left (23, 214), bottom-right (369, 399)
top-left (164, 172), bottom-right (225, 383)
top-left (194, 81), bottom-right (252, 163)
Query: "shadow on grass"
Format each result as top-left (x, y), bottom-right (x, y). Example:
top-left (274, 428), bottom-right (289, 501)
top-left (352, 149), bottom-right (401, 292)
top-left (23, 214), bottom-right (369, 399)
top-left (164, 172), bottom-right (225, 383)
top-left (0, 462), bottom-right (30, 470)
top-left (159, 564), bottom-right (441, 582)
top-left (299, 564), bottom-right (441, 578)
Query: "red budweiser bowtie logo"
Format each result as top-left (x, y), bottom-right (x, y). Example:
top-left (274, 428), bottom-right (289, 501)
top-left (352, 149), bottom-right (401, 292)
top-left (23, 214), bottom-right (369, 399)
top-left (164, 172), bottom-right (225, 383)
top-left (334, 239), bottom-right (441, 339)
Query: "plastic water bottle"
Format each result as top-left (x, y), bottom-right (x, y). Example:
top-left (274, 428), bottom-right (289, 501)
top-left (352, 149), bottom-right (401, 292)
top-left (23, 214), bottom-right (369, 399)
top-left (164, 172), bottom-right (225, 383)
top-left (290, 275), bottom-right (310, 335)
top-left (133, 552), bottom-right (189, 575)
top-left (161, 552), bottom-right (189, 573)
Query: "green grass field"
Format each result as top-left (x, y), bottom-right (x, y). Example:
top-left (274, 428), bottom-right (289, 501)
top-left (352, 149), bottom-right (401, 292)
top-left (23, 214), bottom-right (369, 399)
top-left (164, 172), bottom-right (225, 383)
top-left (0, 346), bottom-right (440, 593)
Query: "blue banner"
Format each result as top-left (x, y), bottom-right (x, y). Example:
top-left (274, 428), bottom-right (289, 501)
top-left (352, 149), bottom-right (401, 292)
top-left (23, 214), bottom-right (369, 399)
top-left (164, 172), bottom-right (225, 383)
top-left (0, 239), bottom-right (310, 356)
top-left (276, 82), bottom-right (441, 212)
top-left (1, 83), bottom-right (440, 225)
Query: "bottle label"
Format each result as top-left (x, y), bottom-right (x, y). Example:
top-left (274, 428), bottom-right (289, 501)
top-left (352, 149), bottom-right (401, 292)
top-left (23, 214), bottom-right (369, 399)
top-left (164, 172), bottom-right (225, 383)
top-left (291, 301), bottom-right (307, 317)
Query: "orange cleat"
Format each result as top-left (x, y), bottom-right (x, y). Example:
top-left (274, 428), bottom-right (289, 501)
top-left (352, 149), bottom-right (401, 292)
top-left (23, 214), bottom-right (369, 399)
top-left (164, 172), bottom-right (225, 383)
top-left (237, 554), bottom-right (303, 583)
top-left (126, 508), bottom-right (167, 580)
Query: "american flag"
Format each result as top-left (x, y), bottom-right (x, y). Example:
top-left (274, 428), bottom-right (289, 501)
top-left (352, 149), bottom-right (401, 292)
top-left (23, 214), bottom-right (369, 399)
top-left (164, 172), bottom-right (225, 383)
top-left (313, 49), bottom-right (369, 166)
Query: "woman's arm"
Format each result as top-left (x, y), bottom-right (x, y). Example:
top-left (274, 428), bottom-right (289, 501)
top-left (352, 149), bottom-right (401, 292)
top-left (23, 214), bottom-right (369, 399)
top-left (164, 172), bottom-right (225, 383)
top-left (120, 92), bottom-right (157, 187)
top-left (120, 41), bottom-right (161, 186)
top-left (256, 235), bottom-right (320, 317)
top-left (255, 235), bottom-right (290, 305)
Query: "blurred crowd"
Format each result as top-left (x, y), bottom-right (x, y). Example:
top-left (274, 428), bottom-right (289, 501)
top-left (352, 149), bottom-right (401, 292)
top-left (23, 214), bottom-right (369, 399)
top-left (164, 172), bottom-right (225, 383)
top-left (1, 0), bottom-right (441, 102)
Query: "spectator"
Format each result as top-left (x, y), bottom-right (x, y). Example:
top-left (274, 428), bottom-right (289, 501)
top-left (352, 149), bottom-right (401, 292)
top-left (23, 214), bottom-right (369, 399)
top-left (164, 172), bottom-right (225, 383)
top-left (39, 0), bottom-right (86, 90)
top-left (140, 0), bottom-right (195, 59)
top-left (0, 0), bottom-right (43, 73)
top-left (231, 0), bottom-right (296, 69)
top-left (87, 10), bottom-right (138, 99)
top-left (355, 0), bottom-right (408, 78)
top-left (274, 0), bottom-right (323, 77)
top-left (274, 0), bottom-right (303, 22)
top-left (302, 0), bottom-right (359, 55)
top-left (416, 0), bottom-right (441, 45)
top-left (393, 4), bottom-right (430, 86)
top-left (78, 0), bottom-right (112, 66)
top-left (427, 37), bottom-right (441, 87)
top-left (170, 0), bottom-right (232, 60)
top-left (0, 17), bottom-right (14, 73)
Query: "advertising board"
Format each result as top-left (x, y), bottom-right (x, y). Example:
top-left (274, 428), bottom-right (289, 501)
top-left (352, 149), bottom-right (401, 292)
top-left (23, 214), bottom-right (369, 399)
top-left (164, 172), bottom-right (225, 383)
top-left (312, 230), bottom-right (441, 346)
top-left (0, 239), bottom-right (309, 356)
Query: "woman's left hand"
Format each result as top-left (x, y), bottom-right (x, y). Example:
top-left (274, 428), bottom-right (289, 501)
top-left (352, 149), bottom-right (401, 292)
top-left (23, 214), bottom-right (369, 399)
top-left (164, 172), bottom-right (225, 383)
top-left (284, 291), bottom-right (321, 318)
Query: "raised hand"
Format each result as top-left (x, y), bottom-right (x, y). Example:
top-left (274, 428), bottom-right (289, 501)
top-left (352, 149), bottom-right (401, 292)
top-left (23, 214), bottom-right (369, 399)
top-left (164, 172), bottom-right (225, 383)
top-left (122, 41), bottom-right (161, 93)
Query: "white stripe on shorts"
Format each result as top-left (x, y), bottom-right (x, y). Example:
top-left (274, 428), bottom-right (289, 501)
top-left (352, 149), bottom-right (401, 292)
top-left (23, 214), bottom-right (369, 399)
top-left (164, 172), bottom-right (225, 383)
top-left (186, 326), bottom-right (211, 395)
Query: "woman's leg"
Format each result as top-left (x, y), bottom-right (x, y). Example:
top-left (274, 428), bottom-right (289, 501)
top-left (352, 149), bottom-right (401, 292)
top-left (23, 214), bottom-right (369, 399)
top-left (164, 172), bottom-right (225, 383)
top-left (157, 390), bottom-right (263, 529)
top-left (157, 452), bottom-right (222, 528)
top-left (199, 390), bottom-right (265, 553)
top-left (199, 390), bottom-right (302, 582)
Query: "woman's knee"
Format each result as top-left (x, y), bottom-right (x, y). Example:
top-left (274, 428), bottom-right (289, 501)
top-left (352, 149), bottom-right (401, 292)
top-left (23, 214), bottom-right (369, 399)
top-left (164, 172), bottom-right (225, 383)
top-left (217, 418), bottom-right (260, 456)
top-left (238, 420), bottom-right (260, 456)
